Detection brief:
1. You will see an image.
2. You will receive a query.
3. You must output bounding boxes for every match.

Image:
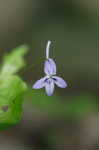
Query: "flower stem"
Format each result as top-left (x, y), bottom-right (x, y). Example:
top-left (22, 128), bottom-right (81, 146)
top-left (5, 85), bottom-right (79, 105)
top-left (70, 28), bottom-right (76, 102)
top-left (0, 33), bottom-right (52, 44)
top-left (46, 40), bottom-right (51, 59)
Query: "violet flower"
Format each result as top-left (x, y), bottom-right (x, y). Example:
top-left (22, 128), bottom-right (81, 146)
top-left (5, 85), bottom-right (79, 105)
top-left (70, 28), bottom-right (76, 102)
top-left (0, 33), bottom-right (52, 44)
top-left (32, 41), bottom-right (67, 96)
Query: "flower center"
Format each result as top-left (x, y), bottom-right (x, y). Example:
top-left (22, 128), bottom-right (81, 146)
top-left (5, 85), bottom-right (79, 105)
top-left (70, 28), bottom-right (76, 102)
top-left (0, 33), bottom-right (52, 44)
top-left (46, 75), bottom-right (53, 79)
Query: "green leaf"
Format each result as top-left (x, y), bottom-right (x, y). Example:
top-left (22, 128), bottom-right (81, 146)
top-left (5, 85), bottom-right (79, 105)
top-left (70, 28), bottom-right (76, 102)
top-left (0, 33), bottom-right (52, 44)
top-left (0, 75), bottom-right (28, 129)
top-left (0, 45), bottom-right (28, 75)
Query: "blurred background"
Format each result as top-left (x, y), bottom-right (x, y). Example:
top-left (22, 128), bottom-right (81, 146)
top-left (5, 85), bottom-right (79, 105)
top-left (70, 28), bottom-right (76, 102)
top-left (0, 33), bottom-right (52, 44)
top-left (0, 0), bottom-right (99, 150)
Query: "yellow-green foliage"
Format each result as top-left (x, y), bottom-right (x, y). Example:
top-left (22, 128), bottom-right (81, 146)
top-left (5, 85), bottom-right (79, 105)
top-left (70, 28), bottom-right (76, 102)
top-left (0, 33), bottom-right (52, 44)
top-left (0, 45), bottom-right (28, 129)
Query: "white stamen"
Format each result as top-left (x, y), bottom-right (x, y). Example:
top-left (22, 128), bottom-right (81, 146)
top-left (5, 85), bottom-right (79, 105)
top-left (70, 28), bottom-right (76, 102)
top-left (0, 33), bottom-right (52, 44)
top-left (46, 40), bottom-right (51, 59)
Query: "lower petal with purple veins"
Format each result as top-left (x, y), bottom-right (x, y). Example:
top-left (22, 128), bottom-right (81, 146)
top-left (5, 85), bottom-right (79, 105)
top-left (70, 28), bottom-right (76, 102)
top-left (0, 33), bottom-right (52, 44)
top-left (53, 76), bottom-right (67, 88)
top-left (45, 78), bottom-right (54, 96)
top-left (32, 77), bottom-right (47, 89)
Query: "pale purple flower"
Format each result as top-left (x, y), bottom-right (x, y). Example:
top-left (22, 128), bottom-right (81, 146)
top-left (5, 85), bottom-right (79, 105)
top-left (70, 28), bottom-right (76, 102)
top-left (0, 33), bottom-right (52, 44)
top-left (32, 41), bottom-right (67, 96)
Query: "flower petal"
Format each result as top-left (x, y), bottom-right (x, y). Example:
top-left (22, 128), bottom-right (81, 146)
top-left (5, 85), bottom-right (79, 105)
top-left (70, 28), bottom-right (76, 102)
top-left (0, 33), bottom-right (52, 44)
top-left (53, 76), bottom-right (67, 88)
top-left (32, 77), bottom-right (47, 89)
top-left (44, 58), bottom-right (56, 75)
top-left (45, 78), bottom-right (54, 96)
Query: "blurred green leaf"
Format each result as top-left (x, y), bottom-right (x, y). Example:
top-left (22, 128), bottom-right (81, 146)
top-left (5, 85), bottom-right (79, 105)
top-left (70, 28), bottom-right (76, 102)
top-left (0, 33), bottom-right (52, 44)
top-left (0, 46), bottom-right (28, 129)
top-left (0, 45), bottom-right (28, 75)
top-left (0, 75), bottom-right (27, 129)
top-left (28, 90), bottom-right (97, 119)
